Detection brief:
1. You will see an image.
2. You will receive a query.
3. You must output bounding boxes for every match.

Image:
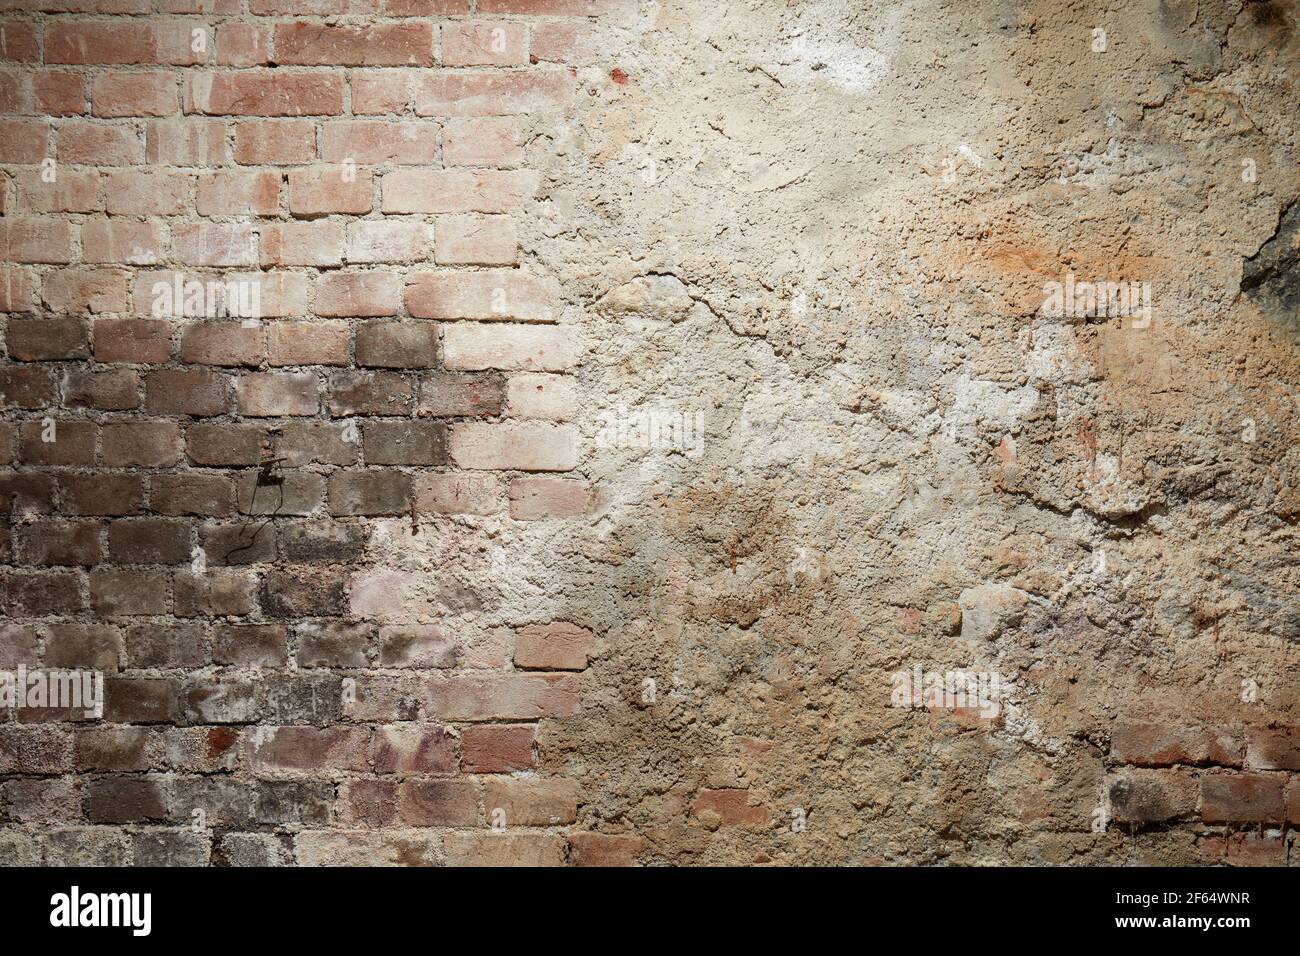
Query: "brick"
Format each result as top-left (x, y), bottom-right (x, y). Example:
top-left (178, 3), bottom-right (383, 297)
top-left (196, 171), bottom-right (279, 216)
top-left (108, 517), bottom-right (191, 564)
top-left (1106, 769), bottom-right (1197, 824)
top-left (17, 169), bottom-right (98, 213)
top-left (92, 72), bottom-right (177, 117)
top-left (295, 620), bottom-right (371, 667)
top-left (18, 419), bottom-right (96, 465)
top-left (444, 832), bottom-right (564, 867)
top-left (0, 725), bottom-right (72, 774)
top-left (442, 22), bottom-right (528, 66)
top-left (180, 321), bottom-right (265, 366)
top-left (235, 371), bottom-right (319, 416)
top-left (328, 470), bottom-right (411, 516)
top-left (0, 366), bottom-right (53, 407)
top-left (242, 726), bottom-right (370, 772)
top-left (216, 22), bottom-right (268, 67)
top-left (345, 220), bottom-right (430, 263)
top-left (484, 777), bottom-right (578, 826)
top-left (278, 519), bottom-right (366, 562)
top-left (321, 120), bottom-right (438, 164)
top-left (254, 780), bottom-right (332, 826)
top-left (315, 272), bottom-right (400, 317)
top-left (406, 270), bottom-right (554, 320)
top-left (442, 322), bottom-right (576, 371)
top-left (219, 833), bottom-right (290, 867)
top-left (350, 70), bottom-right (410, 115)
top-left (214, 624), bottom-right (288, 668)
top-left (84, 777), bottom-right (168, 823)
top-left (0, 21), bottom-right (38, 61)
top-left (398, 780), bottom-right (477, 826)
top-left (363, 420), bottom-right (447, 465)
top-left (692, 789), bottom-right (771, 828)
top-left (181, 679), bottom-right (260, 724)
top-left (1200, 831), bottom-right (1286, 867)
top-left (101, 421), bottom-right (181, 466)
top-left (261, 222), bottom-right (344, 267)
top-left (418, 371), bottom-right (504, 416)
top-left (295, 830), bottom-right (441, 867)
top-left (3, 778), bottom-right (79, 824)
top-left (264, 674), bottom-right (346, 725)
top-left (0, 624), bottom-right (38, 667)
top-left (329, 370), bottom-right (413, 416)
top-left (370, 725), bottom-right (456, 774)
top-left (386, 0), bottom-right (470, 14)
top-left (0, 266), bottom-right (33, 312)
top-left (58, 122), bottom-right (142, 165)
top-left (260, 568), bottom-right (347, 618)
top-left (34, 71), bottom-right (87, 116)
top-left (461, 724), bottom-right (534, 773)
top-left (274, 22), bottom-right (433, 66)
top-left (153, 474), bottom-right (235, 516)
top-left (173, 568), bottom-right (256, 617)
top-left (15, 521), bottom-right (102, 566)
top-left (425, 672), bottom-right (579, 720)
top-left (145, 117), bottom-right (226, 165)
top-left (243, 465), bottom-right (322, 513)
top-left (338, 779), bottom-right (397, 827)
top-left (1, 575), bottom-right (89, 619)
top-left (229, 273), bottom-right (310, 318)
top-left (269, 321), bottom-right (350, 366)
top-left (186, 71), bottom-right (345, 116)
top-left (1246, 727), bottom-right (1300, 771)
top-left (0, 219), bottom-right (73, 263)
top-left (355, 320), bottom-right (436, 366)
top-left (64, 369), bottom-right (140, 411)
top-left (61, 473), bottom-right (143, 515)
top-left (104, 170), bottom-right (189, 215)
top-left (417, 71), bottom-right (571, 116)
top-left (173, 223), bottom-right (259, 267)
top-left (442, 117), bottom-right (522, 167)
top-left (1201, 773), bottom-right (1285, 823)
top-left (509, 476), bottom-right (591, 519)
top-left (273, 421), bottom-right (358, 465)
top-left (133, 830), bottom-right (212, 867)
top-left (90, 569), bottom-right (169, 616)
top-left (95, 318), bottom-right (171, 363)
top-left (449, 422), bottom-right (578, 471)
top-left (381, 168), bottom-right (536, 213)
top-left (43, 830), bottom-right (127, 867)
top-left (568, 832), bottom-right (645, 867)
top-left (45, 21), bottom-right (201, 65)
top-left (75, 727), bottom-right (152, 772)
top-left (234, 119), bottom-right (316, 165)
top-left (514, 621), bottom-right (593, 670)
top-left (0, 119), bottom-right (47, 163)
top-left (478, 0), bottom-right (614, 12)
top-left (146, 369), bottom-right (228, 416)
top-left (506, 372), bottom-right (576, 419)
top-left (1112, 722), bottom-right (1243, 768)
top-left (49, 266), bottom-right (135, 314)
top-left (124, 621), bottom-right (208, 666)
top-left (288, 166), bottom-right (372, 216)
top-left (80, 221), bottom-right (162, 265)
top-left (414, 473), bottom-right (504, 516)
top-left (434, 216), bottom-right (517, 265)
top-left (377, 624), bottom-right (456, 667)
top-left (7, 316), bottom-right (88, 359)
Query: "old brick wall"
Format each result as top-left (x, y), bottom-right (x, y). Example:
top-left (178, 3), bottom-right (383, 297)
top-left (0, 0), bottom-right (604, 866)
top-left (2, 0), bottom-right (1300, 867)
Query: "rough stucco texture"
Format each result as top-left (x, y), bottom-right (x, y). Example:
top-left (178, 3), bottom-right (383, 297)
top-left (0, 0), bottom-right (1299, 866)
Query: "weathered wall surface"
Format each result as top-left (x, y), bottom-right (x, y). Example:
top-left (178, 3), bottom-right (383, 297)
top-left (1, 0), bottom-right (1298, 866)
